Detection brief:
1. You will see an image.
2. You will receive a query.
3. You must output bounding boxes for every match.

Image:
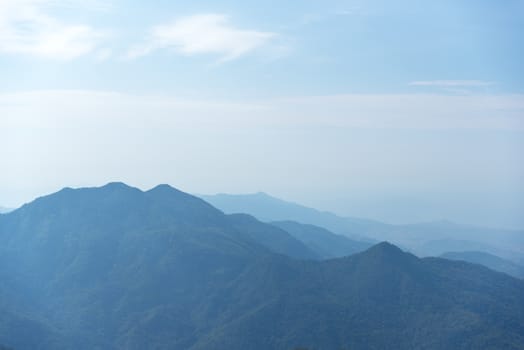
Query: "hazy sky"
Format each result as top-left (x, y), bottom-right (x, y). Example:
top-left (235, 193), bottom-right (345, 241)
top-left (1, 0), bottom-right (523, 228)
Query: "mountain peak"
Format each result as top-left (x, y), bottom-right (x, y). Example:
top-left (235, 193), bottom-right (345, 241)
top-left (362, 241), bottom-right (412, 261)
top-left (146, 184), bottom-right (188, 197)
top-left (28, 182), bottom-right (140, 208)
top-left (254, 191), bottom-right (271, 197)
top-left (371, 241), bottom-right (402, 251)
top-left (148, 183), bottom-right (174, 191)
top-left (101, 182), bottom-right (135, 190)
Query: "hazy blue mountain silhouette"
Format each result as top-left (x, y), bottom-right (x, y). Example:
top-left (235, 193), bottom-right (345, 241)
top-left (441, 251), bottom-right (524, 279)
top-left (201, 192), bottom-right (524, 261)
top-left (0, 183), bottom-right (523, 349)
top-left (271, 220), bottom-right (372, 258)
top-left (199, 192), bottom-right (385, 240)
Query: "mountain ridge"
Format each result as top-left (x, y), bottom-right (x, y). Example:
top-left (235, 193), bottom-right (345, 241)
top-left (270, 220), bottom-right (372, 258)
top-left (441, 251), bottom-right (524, 279)
top-left (200, 192), bottom-right (524, 261)
top-left (1, 183), bottom-right (523, 349)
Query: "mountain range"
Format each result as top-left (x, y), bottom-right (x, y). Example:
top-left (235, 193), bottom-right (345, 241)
top-left (441, 251), bottom-right (524, 279)
top-left (0, 183), bottom-right (523, 349)
top-left (201, 192), bottom-right (524, 263)
top-left (270, 220), bottom-right (373, 259)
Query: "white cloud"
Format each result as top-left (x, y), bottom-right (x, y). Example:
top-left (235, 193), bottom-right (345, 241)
top-left (94, 47), bottom-right (112, 61)
top-left (0, 0), bottom-right (106, 59)
top-left (127, 14), bottom-right (276, 62)
top-left (409, 80), bottom-right (495, 87)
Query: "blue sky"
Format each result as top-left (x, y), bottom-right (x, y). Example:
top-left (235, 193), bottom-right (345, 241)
top-left (1, 0), bottom-right (523, 95)
top-left (1, 0), bottom-right (523, 228)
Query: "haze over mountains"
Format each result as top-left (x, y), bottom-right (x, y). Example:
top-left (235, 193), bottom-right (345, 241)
top-left (440, 251), bottom-right (524, 280)
top-left (202, 192), bottom-right (524, 264)
top-left (1, 0), bottom-right (521, 349)
top-left (200, 192), bottom-right (387, 241)
top-left (270, 220), bottom-right (373, 259)
top-left (0, 183), bottom-right (523, 349)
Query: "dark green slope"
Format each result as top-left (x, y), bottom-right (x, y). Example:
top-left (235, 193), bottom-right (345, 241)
top-left (271, 220), bottom-right (372, 258)
top-left (441, 251), bottom-right (524, 279)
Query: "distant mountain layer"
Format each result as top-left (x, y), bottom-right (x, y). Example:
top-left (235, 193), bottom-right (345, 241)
top-left (271, 220), bottom-right (372, 259)
top-left (200, 192), bottom-right (386, 240)
top-left (441, 251), bottom-right (524, 279)
top-left (0, 184), bottom-right (523, 349)
top-left (201, 193), bottom-right (524, 260)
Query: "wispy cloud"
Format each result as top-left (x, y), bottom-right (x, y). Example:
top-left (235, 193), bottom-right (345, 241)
top-left (0, 0), bottom-right (107, 60)
top-left (127, 14), bottom-right (276, 62)
top-left (1, 90), bottom-right (522, 131)
top-left (409, 80), bottom-right (495, 87)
